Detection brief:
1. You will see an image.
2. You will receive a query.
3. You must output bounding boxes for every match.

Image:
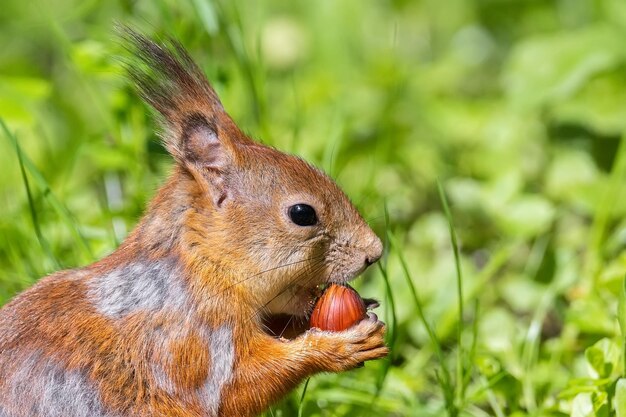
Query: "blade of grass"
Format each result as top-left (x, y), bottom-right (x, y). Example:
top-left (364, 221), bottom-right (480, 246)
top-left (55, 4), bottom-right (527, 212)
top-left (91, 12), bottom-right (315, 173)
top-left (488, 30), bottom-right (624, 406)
top-left (213, 1), bottom-right (268, 136)
top-left (389, 230), bottom-right (455, 410)
top-left (374, 262), bottom-right (395, 393)
top-left (519, 235), bottom-right (550, 412)
top-left (1, 119), bottom-right (94, 261)
top-left (438, 242), bottom-right (514, 339)
top-left (322, 115), bottom-right (343, 179)
top-left (521, 276), bottom-right (562, 412)
top-left (15, 136), bottom-right (60, 270)
top-left (371, 202), bottom-right (397, 402)
top-left (378, 262), bottom-right (397, 349)
top-left (437, 179), bottom-right (465, 407)
top-left (587, 132), bottom-right (626, 284)
top-left (297, 377), bottom-right (310, 417)
top-left (288, 74), bottom-right (303, 154)
top-left (618, 275), bottom-right (626, 377)
top-left (190, 0), bottom-right (220, 35)
top-left (435, 370), bottom-right (457, 417)
top-left (466, 371), bottom-right (507, 402)
top-left (380, 202), bottom-right (398, 351)
top-left (463, 299), bottom-right (480, 390)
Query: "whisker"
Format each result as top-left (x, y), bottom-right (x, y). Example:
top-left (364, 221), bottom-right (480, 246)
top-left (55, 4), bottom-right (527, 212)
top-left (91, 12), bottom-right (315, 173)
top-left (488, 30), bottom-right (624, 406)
top-left (365, 215), bottom-right (386, 225)
top-left (277, 314), bottom-right (296, 338)
top-left (276, 262), bottom-right (339, 338)
top-left (204, 254), bottom-right (326, 300)
top-left (257, 261), bottom-right (326, 314)
top-left (247, 260), bottom-right (328, 325)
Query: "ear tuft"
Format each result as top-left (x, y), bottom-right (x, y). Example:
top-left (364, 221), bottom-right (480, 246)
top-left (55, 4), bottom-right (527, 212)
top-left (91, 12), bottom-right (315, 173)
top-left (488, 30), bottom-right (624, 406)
top-left (119, 26), bottom-right (223, 122)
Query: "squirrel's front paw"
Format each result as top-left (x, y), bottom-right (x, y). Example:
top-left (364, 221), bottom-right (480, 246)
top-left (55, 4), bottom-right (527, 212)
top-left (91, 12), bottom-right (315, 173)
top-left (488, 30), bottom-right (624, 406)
top-left (309, 312), bottom-right (388, 372)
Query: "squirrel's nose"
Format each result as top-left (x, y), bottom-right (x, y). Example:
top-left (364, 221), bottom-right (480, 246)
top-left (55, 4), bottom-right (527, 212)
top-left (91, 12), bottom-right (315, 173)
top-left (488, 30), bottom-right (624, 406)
top-left (364, 234), bottom-right (383, 267)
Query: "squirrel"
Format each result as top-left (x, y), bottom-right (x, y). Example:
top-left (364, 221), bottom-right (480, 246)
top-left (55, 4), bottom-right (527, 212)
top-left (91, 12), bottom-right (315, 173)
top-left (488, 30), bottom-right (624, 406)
top-left (0, 29), bottom-right (388, 417)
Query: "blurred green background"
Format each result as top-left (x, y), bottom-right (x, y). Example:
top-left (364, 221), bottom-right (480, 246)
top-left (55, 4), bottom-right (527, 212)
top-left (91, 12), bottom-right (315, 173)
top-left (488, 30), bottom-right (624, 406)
top-left (2, 0), bottom-right (626, 416)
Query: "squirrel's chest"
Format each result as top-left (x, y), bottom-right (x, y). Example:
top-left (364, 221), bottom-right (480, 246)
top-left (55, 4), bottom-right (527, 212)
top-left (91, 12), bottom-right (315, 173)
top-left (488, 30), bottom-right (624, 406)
top-left (86, 260), bottom-right (240, 414)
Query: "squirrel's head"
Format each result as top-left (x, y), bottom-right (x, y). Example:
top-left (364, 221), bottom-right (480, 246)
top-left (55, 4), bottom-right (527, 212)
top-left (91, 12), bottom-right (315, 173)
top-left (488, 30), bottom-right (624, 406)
top-left (124, 29), bottom-right (382, 321)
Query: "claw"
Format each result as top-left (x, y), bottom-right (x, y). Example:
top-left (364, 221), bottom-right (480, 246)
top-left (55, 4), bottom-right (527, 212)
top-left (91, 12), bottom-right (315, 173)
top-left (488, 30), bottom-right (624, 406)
top-left (367, 312), bottom-right (378, 322)
top-left (363, 298), bottom-right (379, 310)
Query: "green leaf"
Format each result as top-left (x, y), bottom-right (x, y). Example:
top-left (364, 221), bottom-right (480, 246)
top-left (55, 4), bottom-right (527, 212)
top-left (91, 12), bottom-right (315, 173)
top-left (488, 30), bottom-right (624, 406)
top-left (504, 24), bottom-right (626, 108)
top-left (494, 195), bottom-right (556, 238)
top-left (584, 339), bottom-right (620, 379)
top-left (571, 392), bottom-right (595, 417)
top-left (586, 347), bottom-right (607, 379)
top-left (592, 391), bottom-right (609, 417)
top-left (552, 71), bottom-right (626, 135)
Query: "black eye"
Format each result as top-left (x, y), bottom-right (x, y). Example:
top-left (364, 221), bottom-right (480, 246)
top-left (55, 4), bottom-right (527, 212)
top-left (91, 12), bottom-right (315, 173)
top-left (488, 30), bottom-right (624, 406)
top-left (288, 204), bottom-right (318, 226)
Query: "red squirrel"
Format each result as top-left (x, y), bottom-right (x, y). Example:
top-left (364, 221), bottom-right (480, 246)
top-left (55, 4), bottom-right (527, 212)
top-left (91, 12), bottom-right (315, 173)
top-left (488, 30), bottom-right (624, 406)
top-left (0, 29), bottom-right (388, 417)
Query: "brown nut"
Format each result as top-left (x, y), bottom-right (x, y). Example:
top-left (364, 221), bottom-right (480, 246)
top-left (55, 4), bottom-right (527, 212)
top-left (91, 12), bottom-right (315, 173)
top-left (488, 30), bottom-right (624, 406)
top-left (310, 284), bottom-right (367, 331)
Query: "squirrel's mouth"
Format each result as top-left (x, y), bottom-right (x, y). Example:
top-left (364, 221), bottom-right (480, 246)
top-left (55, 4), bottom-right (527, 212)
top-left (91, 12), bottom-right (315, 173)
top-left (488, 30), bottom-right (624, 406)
top-left (261, 283), bottom-right (379, 340)
top-left (261, 283), bottom-right (324, 339)
top-left (259, 263), bottom-right (374, 339)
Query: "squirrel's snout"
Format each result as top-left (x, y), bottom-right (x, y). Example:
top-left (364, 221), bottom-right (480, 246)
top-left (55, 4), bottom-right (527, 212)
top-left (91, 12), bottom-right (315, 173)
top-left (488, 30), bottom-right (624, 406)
top-left (363, 234), bottom-right (383, 267)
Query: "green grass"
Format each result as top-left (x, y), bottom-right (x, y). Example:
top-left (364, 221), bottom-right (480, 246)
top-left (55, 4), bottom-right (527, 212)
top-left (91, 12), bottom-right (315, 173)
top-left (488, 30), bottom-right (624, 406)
top-left (2, 0), bottom-right (626, 416)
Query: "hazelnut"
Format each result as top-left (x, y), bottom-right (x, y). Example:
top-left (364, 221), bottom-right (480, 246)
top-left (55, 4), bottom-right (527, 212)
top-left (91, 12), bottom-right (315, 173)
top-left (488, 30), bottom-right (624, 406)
top-left (310, 284), bottom-right (367, 331)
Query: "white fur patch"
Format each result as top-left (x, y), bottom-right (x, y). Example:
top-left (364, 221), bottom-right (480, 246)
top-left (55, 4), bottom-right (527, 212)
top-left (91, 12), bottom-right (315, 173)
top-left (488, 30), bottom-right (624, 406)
top-left (1, 350), bottom-right (115, 417)
top-left (151, 360), bottom-right (177, 396)
top-left (88, 259), bottom-right (188, 318)
top-left (199, 325), bottom-right (235, 414)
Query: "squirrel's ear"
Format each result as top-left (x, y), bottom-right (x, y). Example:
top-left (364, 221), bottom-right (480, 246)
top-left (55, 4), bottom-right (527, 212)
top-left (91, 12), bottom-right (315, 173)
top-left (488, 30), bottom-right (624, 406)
top-left (180, 113), bottom-right (236, 207)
